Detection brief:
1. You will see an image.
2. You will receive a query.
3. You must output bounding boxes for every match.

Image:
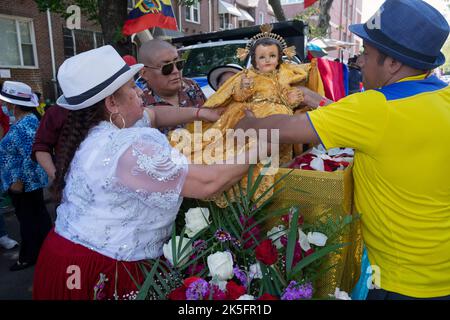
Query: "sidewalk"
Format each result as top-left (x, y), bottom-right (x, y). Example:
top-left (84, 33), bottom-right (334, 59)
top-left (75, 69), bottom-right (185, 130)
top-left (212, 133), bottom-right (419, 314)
top-left (0, 190), bottom-right (55, 300)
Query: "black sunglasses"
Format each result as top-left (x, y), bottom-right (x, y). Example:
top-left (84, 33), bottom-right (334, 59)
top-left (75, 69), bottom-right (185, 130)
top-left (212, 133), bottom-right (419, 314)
top-left (145, 59), bottom-right (185, 75)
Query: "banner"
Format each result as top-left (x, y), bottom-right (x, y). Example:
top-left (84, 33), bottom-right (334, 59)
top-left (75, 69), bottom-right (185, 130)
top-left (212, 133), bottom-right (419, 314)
top-left (122, 0), bottom-right (178, 36)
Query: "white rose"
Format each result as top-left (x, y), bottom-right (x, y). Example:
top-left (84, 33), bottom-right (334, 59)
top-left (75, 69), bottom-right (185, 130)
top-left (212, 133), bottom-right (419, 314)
top-left (307, 232), bottom-right (328, 247)
top-left (207, 251), bottom-right (234, 281)
top-left (331, 288), bottom-right (351, 300)
top-left (249, 263), bottom-right (263, 279)
top-left (267, 225), bottom-right (286, 249)
top-left (185, 207), bottom-right (211, 238)
top-left (162, 236), bottom-right (192, 266)
top-left (209, 279), bottom-right (227, 291)
top-left (298, 229), bottom-right (311, 252)
top-left (237, 294), bottom-right (255, 300)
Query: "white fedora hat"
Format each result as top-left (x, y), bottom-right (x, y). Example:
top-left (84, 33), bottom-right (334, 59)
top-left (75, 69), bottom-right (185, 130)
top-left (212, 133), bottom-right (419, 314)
top-left (207, 64), bottom-right (243, 91)
top-left (57, 45), bottom-right (143, 110)
top-left (0, 81), bottom-right (39, 107)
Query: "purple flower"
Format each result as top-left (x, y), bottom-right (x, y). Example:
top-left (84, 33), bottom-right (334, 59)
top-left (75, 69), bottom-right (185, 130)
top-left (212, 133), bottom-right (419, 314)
top-left (231, 238), bottom-right (241, 248)
top-left (214, 229), bottom-right (232, 242)
top-left (233, 266), bottom-right (248, 287)
top-left (281, 281), bottom-right (313, 300)
top-left (186, 279), bottom-right (209, 300)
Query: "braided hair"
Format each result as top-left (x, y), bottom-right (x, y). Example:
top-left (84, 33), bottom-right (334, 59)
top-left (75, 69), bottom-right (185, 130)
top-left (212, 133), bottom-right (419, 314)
top-left (53, 101), bottom-right (106, 203)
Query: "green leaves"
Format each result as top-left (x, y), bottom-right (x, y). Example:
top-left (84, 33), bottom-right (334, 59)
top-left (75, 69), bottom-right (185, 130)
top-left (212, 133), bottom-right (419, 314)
top-left (135, 163), bottom-right (357, 300)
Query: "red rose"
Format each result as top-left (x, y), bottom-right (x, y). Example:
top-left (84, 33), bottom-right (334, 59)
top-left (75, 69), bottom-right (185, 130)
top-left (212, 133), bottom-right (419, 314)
top-left (258, 293), bottom-right (279, 300)
top-left (168, 285), bottom-right (187, 300)
top-left (226, 281), bottom-right (246, 300)
top-left (255, 239), bottom-right (278, 265)
top-left (210, 285), bottom-right (227, 300)
top-left (183, 276), bottom-right (202, 288)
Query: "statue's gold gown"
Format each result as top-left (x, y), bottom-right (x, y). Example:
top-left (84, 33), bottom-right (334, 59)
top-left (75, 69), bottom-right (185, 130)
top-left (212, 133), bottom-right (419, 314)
top-left (182, 60), bottom-right (325, 207)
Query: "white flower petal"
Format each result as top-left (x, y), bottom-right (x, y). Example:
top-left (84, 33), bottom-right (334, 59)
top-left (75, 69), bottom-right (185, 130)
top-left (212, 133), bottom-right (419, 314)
top-left (298, 229), bottom-right (311, 252)
top-left (237, 294), bottom-right (255, 300)
top-left (307, 232), bottom-right (328, 247)
top-left (310, 157), bottom-right (325, 171)
top-left (267, 225), bottom-right (286, 249)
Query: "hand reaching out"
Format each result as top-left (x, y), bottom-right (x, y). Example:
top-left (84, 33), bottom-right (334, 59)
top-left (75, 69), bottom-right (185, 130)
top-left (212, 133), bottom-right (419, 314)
top-left (196, 107), bottom-right (226, 122)
top-left (287, 88), bottom-right (304, 106)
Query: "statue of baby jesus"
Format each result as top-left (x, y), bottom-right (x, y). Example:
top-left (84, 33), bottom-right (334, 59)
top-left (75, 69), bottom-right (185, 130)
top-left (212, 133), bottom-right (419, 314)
top-left (187, 25), bottom-right (324, 207)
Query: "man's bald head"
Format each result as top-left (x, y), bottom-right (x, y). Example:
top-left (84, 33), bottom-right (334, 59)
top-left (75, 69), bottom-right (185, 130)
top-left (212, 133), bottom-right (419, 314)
top-left (138, 39), bottom-right (176, 65)
top-left (138, 39), bottom-right (182, 97)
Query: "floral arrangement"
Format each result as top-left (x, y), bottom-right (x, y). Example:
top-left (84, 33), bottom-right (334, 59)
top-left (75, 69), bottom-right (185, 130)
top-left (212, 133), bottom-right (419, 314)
top-left (289, 146), bottom-right (354, 172)
top-left (131, 166), bottom-right (355, 300)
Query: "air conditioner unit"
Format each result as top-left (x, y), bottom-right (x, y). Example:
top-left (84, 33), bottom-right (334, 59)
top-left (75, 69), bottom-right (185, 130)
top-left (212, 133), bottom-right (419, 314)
top-left (227, 23), bottom-right (234, 29)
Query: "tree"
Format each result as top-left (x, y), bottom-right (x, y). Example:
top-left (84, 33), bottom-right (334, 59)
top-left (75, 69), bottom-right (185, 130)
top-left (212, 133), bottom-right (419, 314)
top-left (35, 0), bottom-right (130, 54)
top-left (270, 0), bottom-right (334, 38)
top-left (269, 0), bottom-right (286, 22)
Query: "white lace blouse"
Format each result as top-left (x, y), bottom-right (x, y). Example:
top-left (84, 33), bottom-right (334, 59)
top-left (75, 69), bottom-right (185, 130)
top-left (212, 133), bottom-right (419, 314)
top-left (54, 119), bottom-right (188, 261)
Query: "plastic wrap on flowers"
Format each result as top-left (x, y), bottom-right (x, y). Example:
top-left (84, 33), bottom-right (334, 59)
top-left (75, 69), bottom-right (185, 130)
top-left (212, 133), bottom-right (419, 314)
top-left (267, 163), bottom-right (362, 298)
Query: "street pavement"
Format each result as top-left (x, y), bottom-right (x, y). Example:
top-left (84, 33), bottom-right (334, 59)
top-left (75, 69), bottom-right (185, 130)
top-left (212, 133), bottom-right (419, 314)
top-left (0, 190), bottom-right (55, 300)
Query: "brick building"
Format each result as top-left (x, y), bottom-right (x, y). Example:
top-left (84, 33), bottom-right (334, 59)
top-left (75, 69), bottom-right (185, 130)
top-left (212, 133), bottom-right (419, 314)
top-left (0, 0), bottom-right (103, 101)
top-left (133, 0), bottom-right (276, 35)
top-left (280, 0), bottom-right (363, 60)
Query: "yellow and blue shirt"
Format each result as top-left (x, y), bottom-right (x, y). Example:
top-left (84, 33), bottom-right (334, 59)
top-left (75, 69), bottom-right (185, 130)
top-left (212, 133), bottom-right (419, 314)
top-left (307, 74), bottom-right (450, 298)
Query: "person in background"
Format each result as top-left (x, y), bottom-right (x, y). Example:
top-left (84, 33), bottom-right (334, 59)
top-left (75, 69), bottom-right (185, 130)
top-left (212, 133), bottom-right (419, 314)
top-left (347, 55), bottom-right (363, 95)
top-left (0, 102), bottom-right (19, 250)
top-left (207, 64), bottom-right (244, 92)
top-left (138, 39), bottom-right (206, 135)
top-left (0, 81), bottom-right (51, 271)
top-left (35, 92), bottom-right (46, 116)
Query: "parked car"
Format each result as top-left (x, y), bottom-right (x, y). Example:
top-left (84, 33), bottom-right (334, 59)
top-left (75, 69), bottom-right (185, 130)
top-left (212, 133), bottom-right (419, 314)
top-left (172, 21), bottom-right (308, 97)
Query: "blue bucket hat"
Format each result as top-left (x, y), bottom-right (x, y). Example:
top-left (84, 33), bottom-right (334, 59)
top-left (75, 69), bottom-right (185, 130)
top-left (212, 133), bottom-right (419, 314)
top-left (349, 0), bottom-right (449, 70)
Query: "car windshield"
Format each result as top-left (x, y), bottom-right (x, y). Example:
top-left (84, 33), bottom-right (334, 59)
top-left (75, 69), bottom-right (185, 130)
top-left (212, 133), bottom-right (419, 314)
top-left (180, 43), bottom-right (247, 78)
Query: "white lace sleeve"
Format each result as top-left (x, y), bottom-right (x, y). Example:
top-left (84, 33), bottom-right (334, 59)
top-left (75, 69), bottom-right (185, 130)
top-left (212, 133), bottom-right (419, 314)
top-left (115, 130), bottom-right (188, 195)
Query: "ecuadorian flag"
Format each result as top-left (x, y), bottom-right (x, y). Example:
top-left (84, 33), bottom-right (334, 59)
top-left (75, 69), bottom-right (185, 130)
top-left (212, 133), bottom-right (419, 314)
top-left (122, 0), bottom-right (178, 36)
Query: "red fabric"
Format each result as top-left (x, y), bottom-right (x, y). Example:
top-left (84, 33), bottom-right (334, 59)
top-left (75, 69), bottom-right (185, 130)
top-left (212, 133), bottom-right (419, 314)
top-left (33, 229), bottom-right (146, 300)
top-left (317, 58), bottom-right (346, 101)
top-left (31, 105), bottom-right (68, 161)
top-left (122, 55), bottom-right (137, 66)
top-left (0, 108), bottom-right (9, 136)
top-left (304, 0), bottom-right (318, 9)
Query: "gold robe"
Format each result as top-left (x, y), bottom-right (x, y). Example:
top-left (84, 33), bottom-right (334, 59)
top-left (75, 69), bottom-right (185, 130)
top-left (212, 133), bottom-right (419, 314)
top-left (183, 61), bottom-right (324, 207)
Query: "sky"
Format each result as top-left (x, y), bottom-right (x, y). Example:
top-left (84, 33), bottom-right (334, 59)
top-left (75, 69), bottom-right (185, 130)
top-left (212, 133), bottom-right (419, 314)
top-left (362, 0), bottom-right (450, 22)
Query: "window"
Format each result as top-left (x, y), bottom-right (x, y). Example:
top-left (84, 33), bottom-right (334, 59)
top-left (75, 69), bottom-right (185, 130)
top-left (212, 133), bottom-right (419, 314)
top-left (185, 1), bottom-right (200, 23)
top-left (259, 12), bottom-right (264, 24)
top-left (63, 28), bottom-right (104, 59)
top-left (219, 14), bottom-right (232, 30)
top-left (0, 15), bottom-right (37, 68)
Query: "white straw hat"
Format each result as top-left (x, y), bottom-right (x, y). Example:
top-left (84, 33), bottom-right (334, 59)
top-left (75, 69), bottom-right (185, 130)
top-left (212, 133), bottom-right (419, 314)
top-left (207, 64), bottom-right (243, 91)
top-left (56, 45), bottom-right (143, 110)
top-left (0, 81), bottom-right (39, 107)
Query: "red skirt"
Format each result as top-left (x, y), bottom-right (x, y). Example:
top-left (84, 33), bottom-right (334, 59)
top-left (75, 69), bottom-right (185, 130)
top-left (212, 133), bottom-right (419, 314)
top-left (33, 229), bottom-right (147, 300)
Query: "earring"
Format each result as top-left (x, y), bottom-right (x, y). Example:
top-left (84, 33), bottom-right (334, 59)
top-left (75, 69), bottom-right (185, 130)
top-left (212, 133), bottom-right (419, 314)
top-left (109, 112), bottom-right (126, 129)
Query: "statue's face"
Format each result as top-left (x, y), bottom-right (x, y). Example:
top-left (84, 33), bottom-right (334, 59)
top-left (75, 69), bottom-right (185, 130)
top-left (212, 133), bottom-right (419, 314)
top-left (254, 44), bottom-right (279, 73)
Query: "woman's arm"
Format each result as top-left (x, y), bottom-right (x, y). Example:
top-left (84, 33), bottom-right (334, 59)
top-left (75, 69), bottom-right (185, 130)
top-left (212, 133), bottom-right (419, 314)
top-left (182, 140), bottom-right (262, 199)
top-left (181, 163), bottom-right (249, 199)
top-left (145, 106), bottom-right (223, 128)
top-left (35, 151), bottom-right (56, 180)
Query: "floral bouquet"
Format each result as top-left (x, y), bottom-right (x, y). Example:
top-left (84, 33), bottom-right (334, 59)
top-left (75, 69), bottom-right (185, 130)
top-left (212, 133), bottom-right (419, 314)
top-left (131, 166), bottom-right (356, 300)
